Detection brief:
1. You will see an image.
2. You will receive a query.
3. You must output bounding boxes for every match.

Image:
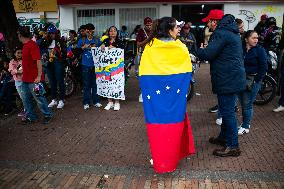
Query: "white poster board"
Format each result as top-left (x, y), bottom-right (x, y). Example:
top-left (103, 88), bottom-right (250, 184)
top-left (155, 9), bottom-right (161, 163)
top-left (92, 47), bottom-right (125, 100)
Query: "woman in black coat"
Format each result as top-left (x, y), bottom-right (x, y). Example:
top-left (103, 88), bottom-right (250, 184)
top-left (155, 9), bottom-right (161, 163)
top-left (238, 30), bottom-right (267, 135)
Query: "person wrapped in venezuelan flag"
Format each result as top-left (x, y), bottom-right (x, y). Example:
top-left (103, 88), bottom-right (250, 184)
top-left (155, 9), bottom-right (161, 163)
top-left (139, 17), bottom-right (195, 173)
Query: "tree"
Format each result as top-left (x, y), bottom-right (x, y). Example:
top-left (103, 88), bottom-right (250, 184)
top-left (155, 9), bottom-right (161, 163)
top-left (0, 0), bottom-right (20, 58)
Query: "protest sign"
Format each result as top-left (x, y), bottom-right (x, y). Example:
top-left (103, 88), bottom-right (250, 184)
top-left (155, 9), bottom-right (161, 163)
top-left (92, 47), bottom-right (125, 100)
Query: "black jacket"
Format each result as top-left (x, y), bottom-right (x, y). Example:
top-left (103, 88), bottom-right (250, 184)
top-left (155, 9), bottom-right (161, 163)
top-left (195, 14), bottom-right (246, 94)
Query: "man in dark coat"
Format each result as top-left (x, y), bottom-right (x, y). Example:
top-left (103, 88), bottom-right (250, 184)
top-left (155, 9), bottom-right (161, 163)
top-left (195, 11), bottom-right (246, 157)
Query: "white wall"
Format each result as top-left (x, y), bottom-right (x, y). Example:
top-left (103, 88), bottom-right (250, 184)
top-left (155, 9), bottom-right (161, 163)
top-left (224, 3), bottom-right (284, 31)
top-left (59, 6), bottom-right (75, 31)
top-left (159, 4), bottom-right (172, 18)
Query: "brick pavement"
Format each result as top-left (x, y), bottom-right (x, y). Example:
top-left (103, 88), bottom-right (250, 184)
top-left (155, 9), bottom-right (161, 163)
top-left (0, 64), bottom-right (283, 188)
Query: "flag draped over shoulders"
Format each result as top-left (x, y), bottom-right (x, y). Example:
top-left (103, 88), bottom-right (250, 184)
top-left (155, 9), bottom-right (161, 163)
top-left (139, 38), bottom-right (195, 173)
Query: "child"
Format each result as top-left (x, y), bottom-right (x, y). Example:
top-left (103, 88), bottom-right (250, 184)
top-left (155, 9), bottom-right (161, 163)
top-left (8, 46), bottom-right (25, 116)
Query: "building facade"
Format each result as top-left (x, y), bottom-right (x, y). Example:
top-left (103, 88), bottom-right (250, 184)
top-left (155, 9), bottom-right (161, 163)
top-left (58, 0), bottom-right (284, 36)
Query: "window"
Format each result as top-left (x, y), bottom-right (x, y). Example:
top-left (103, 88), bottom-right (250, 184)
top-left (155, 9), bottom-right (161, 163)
top-left (77, 9), bottom-right (115, 36)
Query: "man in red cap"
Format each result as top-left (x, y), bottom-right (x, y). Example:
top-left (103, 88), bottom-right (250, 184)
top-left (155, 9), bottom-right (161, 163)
top-left (136, 17), bottom-right (152, 56)
top-left (136, 17), bottom-right (153, 102)
top-left (202, 9), bottom-right (224, 32)
top-left (194, 12), bottom-right (246, 157)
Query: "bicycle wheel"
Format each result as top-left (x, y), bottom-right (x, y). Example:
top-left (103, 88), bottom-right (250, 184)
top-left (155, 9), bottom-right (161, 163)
top-left (64, 76), bottom-right (75, 97)
top-left (254, 75), bottom-right (277, 105)
top-left (187, 81), bottom-right (194, 101)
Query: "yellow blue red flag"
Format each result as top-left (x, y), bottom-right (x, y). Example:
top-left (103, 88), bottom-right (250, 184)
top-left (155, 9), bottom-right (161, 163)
top-left (139, 38), bottom-right (195, 173)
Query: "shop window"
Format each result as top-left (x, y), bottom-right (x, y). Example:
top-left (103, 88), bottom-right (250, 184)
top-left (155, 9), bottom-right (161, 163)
top-left (77, 9), bottom-right (115, 36)
top-left (119, 8), bottom-right (157, 37)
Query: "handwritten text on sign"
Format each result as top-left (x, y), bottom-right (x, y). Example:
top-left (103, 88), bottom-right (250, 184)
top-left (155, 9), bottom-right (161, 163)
top-left (92, 47), bottom-right (125, 100)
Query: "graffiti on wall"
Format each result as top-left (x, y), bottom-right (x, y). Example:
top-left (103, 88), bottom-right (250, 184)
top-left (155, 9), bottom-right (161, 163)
top-left (18, 0), bottom-right (37, 12)
top-left (17, 17), bottom-right (45, 32)
top-left (238, 5), bottom-right (283, 30)
top-left (238, 10), bottom-right (256, 29)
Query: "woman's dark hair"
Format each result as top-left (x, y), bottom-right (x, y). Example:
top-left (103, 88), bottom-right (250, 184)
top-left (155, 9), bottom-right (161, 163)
top-left (107, 26), bottom-right (119, 41)
top-left (69, 30), bottom-right (77, 37)
top-left (122, 25), bottom-right (127, 31)
top-left (244, 30), bottom-right (257, 39)
top-left (235, 18), bottom-right (243, 26)
top-left (12, 45), bottom-right (23, 60)
top-left (146, 17), bottom-right (177, 46)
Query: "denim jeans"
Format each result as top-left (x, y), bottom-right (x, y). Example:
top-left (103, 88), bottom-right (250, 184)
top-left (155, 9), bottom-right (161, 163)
top-left (15, 81), bottom-right (24, 100)
top-left (238, 82), bottom-right (262, 129)
top-left (46, 60), bottom-right (65, 100)
top-left (279, 63), bottom-right (284, 106)
top-left (217, 93), bottom-right (239, 148)
top-left (21, 82), bottom-right (52, 121)
top-left (82, 65), bottom-right (100, 105)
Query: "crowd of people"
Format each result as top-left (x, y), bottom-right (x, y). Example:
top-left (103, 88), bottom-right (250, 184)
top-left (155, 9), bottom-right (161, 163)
top-left (0, 9), bottom-right (283, 173)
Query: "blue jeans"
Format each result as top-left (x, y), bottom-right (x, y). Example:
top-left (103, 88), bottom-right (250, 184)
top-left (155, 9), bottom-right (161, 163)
top-left (21, 82), bottom-right (52, 121)
top-left (15, 81), bottom-right (24, 100)
top-left (46, 60), bottom-right (65, 100)
top-left (217, 93), bottom-right (239, 148)
top-left (238, 82), bottom-right (262, 129)
top-left (82, 65), bottom-right (100, 105)
top-left (279, 61), bottom-right (284, 106)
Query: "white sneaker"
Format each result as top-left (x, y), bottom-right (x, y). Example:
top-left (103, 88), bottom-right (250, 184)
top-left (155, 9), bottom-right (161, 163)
top-left (48, 100), bottom-right (57, 108)
top-left (114, 103), bottom-right (120, 111)
top-left (216, 118), bottom-right (222, 126)
top-left (57, 100), bottom-right (64, 109)
top-left (139, 94), bottom-right (143, 102)
top-left (94, 103), bottom-right (102, 108)
top-left (273, 105), bottom-right (284, 112)
top-left (238, 127), bottom-right (249, 135)
top-left (104, 102), bottom-right (114, 110)
top-left (84, 104), bottom-right (90, 110)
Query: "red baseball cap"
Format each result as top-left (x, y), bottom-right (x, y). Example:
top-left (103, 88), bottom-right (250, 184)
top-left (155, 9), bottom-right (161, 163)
top-left (144, 17), bottom-right (153, 25)
top-left (202, 9), bottom-right (224, 23)
top-left (261, 14), bottom-right (268, 21)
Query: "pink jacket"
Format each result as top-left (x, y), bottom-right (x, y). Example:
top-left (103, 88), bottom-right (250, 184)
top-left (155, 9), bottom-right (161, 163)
top-left (8, 59), bottom-right (23, 81)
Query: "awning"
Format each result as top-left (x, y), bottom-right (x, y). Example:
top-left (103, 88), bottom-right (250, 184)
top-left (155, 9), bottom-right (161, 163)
top-left (57, 0), bottom-right (280, 5)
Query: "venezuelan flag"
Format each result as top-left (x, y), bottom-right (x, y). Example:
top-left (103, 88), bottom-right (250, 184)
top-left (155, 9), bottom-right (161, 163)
top-left (139, 38), bottom-right (195, 173)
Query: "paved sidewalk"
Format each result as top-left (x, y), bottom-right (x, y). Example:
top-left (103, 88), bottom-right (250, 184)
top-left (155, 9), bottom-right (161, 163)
top-left (0, 64), bottom-right (283, 188)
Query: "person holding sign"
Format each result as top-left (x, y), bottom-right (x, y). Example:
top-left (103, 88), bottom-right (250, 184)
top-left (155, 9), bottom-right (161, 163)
top-left (100, 26), bottom-right (125, 111)
top-left (139, 17), bottom-right (195, 173)
top-left (77, 23), bottom-right (102, 110)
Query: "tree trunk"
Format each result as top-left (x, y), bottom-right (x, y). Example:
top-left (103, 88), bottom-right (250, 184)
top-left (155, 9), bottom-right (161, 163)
top-left (0, 0), bottom-right (19, 58)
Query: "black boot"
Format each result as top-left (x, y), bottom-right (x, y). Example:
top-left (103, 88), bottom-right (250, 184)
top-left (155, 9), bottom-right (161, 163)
top-left (213, 147), bottom-right (241, 157)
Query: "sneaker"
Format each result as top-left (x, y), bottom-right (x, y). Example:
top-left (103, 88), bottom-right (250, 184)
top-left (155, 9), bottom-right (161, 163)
top-left (113, 103), bottom-right (120, 111)
top-left (48, 100), bottom-right (57, 108)
top-left (208, 105), bottom-right (218, 113)
top-left (104, 102), bottom-right (114, 110)
top-left (238, 123), bottom-right (250, 129)
top-left (94, 103), bottom-right (102, 108)
top-left (4, 109), bottom-right (13, 116)
top-left (42, 116), bottom-right (52, 124)
top-left (273, 105), bottom-right (284, 112)
top-left (139, 94), bottom-right (143, 103)
top-left (216, 118), bottom-right (222, 126)
top-left (18, 111), bottom-right (26, 117)
top-left (21, 117), bottom-right (34, 125)
top-left (84, 104), bottom-right (90, 110)
top-left (238, 127), bottom-right (249, 135)
top-left (57, 100), bottom-right (64, 109)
